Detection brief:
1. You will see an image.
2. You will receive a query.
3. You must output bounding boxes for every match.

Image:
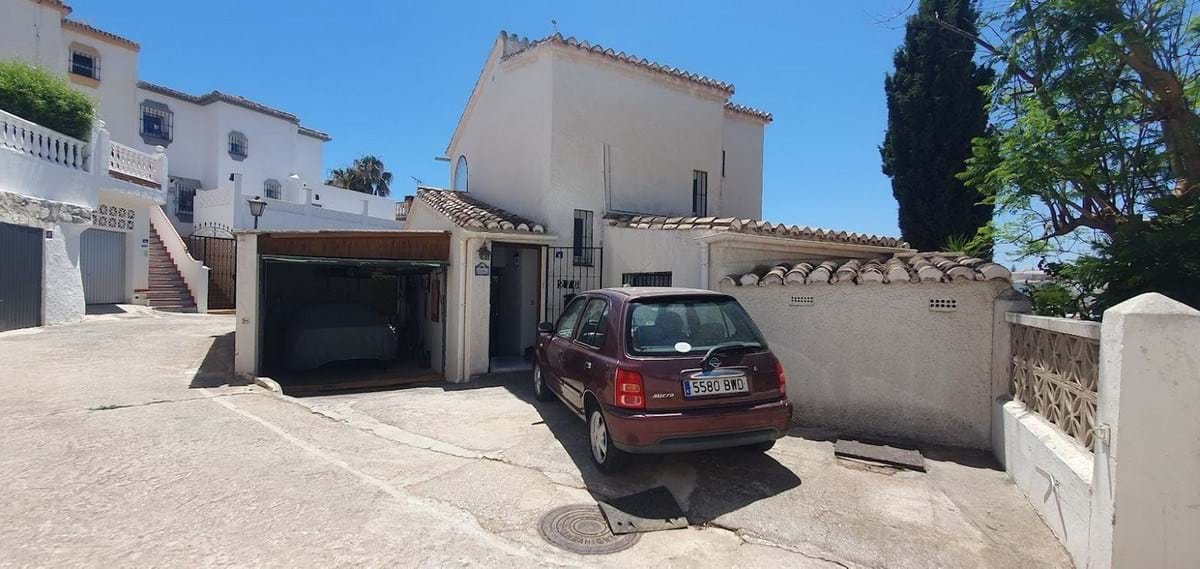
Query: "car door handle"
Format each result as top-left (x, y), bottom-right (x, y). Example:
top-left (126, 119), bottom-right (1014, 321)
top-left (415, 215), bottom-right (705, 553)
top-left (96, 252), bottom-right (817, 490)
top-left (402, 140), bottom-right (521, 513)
top-left (584, 361), bottom-right (592, 370)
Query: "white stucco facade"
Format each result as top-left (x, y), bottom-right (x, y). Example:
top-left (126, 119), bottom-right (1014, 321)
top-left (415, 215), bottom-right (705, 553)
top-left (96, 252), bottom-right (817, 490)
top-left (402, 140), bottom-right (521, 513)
top-left (444, 32), bottom-right (771, 260)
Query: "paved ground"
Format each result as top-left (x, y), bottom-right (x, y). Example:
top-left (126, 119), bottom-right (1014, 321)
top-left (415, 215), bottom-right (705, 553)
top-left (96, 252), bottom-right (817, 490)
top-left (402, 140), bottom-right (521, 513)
top-left (0, 310), bottom-right (1073, 568)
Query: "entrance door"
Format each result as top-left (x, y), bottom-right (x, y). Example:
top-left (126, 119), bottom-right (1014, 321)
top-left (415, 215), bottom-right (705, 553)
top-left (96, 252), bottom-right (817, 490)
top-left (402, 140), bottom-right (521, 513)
top-left (488, 243), bottom-right (541, 371)
top-left (0, 222), bottom-right (43, 332)
top-left (81, 228), bottom-right (126, 304)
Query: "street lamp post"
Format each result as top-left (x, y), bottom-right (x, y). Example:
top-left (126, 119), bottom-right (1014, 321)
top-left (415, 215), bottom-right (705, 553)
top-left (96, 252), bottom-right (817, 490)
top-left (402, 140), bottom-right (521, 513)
top-left (247, 196), bottom-right (267, 229)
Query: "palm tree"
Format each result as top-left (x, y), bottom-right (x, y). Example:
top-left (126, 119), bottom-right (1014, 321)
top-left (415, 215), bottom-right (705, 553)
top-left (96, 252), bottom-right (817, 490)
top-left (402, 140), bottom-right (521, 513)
top-left (325, 155), bottom-right (392, 197)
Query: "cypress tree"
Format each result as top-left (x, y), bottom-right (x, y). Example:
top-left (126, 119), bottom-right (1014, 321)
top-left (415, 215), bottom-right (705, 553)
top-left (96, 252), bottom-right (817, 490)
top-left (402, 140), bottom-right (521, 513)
top-left (880, 0), bottom-right (994, 252)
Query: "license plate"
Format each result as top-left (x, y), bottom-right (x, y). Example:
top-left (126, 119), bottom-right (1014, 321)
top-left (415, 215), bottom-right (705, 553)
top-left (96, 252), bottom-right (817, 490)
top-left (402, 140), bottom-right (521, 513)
top-left (683, 376), bottom-right (748, 398)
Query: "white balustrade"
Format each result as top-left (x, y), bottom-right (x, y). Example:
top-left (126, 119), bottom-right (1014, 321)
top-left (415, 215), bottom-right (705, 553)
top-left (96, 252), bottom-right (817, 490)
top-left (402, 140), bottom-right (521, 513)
top-left (108, 140), bottom-right (160, 184)
top-left (0, 108), bottom-right (90, 171)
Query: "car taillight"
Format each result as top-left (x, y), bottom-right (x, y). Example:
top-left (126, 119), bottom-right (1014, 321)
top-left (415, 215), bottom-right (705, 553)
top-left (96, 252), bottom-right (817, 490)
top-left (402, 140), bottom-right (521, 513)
top-left (775, 360), bottom-right (787, 397)
top-left (614, 368), bottom-right (644, 410)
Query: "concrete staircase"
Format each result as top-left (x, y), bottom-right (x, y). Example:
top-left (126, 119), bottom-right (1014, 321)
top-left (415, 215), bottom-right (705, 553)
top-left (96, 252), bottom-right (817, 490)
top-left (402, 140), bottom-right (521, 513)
top-left (146, 225), bottom-right (197, 312)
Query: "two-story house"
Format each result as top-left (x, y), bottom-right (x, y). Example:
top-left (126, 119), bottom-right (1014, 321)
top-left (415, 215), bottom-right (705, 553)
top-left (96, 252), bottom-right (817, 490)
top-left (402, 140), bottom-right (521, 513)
top-left (403, 31), bottom-right (909, 380)
top-left (0, 0), bottom-right (401, 328)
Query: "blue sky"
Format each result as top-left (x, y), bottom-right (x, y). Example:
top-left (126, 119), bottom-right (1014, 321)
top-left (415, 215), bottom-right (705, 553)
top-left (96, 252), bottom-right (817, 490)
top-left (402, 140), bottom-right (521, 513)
top-left (73, 0), bottom-right (1003, 258)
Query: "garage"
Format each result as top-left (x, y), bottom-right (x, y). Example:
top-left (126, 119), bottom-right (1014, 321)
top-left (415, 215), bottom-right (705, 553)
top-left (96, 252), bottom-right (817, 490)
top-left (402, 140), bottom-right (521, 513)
top-left (238, 231), bottom-right (450, 394)
top-left (0, 221), bottom-right (43, 332)
top-left (80, 228), bottom-right (127, 305)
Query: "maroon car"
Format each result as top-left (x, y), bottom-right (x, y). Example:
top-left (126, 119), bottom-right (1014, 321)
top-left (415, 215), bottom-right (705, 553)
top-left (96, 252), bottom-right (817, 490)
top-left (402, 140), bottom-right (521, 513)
top-left (533, 287), bottom-right (793, 473)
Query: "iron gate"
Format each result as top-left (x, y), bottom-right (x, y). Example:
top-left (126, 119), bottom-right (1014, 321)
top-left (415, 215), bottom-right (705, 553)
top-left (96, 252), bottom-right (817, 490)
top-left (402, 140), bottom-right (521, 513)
top-left (544, 246), bottom-right (602, 324)
top-left (187, 229), bottom-right (237, 309)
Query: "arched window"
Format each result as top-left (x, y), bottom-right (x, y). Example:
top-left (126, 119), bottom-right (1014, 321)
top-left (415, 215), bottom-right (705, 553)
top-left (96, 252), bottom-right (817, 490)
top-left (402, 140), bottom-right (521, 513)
top-left (453, 155), bottom-right (468, 191)
top-left (228, 131), bottom-right (248, 160)
top-left (263, 178), bottom-right (281, 200)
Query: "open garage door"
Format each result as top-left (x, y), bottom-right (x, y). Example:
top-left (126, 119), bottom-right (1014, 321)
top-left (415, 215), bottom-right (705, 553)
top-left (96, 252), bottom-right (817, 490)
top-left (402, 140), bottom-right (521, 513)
top-left (253, 231), bottom-right (451, 395)
top-left (81, 228), bottom-right (126, 304)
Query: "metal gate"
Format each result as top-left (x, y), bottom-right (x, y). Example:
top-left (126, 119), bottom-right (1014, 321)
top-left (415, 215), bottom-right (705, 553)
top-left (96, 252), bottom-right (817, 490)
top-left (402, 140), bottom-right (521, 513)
top-left (81, 228), bottom-right (127, 304)
top-left (0, 222), bottom-right (43, 331)
top-left (544, 246), bottom-right (602, 324)
top-left (187, 232), bottom-right (236, 309)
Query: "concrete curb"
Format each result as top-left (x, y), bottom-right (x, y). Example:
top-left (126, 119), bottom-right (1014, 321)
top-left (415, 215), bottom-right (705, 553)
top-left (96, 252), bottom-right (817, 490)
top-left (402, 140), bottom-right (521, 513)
top-left (252, 376), bottom-right (282, 394)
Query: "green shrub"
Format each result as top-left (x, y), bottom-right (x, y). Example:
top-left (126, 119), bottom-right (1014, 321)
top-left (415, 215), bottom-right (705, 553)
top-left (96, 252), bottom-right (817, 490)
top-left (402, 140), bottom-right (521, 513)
top-left (0, 60), bottom-right (95, 140)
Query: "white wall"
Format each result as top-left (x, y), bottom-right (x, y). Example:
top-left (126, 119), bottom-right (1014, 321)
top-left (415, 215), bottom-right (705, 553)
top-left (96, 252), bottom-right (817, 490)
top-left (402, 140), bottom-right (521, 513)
top-left (447, 43), bottom-right (553, 229)
top-left (42, 222), bottom-right (87, 325)
top-left (604, 226), bottom-right (703, 289)
top-left (723, 280), bottom-right (1012, 449)
top-left (0, 0), bottom-right (66, 71)
top-left (720, 113), bottom-right (764, 220)
top-left (549, 46), bottom-right (727, 252)
top-left (0, 141), bottom-right (99, 208)
top-left (61, 29), bottom-right (140, 145)
top-left (234, 232), bottom-right (259, 377)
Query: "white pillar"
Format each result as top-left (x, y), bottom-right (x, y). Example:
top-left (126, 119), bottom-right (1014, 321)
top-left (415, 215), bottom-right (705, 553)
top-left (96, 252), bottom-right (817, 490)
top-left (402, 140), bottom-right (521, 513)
top-left (990, 288), bottom-right (1031, 465)
top-left (154, 145), bottom-right (168, 191)
top-left (91, 120), bottom-right (110, 177)
top-left (1090, 293), bottom-right (1200, 569)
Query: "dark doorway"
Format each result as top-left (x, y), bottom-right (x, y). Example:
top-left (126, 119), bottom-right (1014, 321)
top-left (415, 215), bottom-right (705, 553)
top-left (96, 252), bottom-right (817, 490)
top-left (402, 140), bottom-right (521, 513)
top-left (0, 222), bottom-right (43, 332)
top-left (489, 243), bottom-right (541, 373)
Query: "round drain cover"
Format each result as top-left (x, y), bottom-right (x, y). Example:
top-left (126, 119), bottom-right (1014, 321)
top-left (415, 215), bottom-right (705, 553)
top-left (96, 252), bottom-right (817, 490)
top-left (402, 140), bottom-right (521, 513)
top-left (538, 504), bottom-right (639, 555)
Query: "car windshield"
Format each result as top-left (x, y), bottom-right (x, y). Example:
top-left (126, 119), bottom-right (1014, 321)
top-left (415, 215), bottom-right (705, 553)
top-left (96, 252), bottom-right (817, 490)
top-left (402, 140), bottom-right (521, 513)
top-left (626, 297), bottom-right (767, 356)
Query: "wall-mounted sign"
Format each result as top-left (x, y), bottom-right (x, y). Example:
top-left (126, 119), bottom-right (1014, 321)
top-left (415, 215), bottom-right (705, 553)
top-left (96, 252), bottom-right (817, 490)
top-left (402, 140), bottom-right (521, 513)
top-left (474, 262), bottom-right (490, 276)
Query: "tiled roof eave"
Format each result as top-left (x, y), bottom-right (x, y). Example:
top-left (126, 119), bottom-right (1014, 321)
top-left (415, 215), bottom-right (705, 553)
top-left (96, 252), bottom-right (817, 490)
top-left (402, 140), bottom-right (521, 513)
top-left (605, 213), bottom-right (908, 249)
top-left (719, 254), bottom-right (1013, 287)
top-left (416, 187), bottom-right (547, 235)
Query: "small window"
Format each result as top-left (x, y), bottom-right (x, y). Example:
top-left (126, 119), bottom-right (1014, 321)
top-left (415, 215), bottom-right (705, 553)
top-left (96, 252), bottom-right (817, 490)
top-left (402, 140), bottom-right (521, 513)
top-left (622, 272), bottom-right (673, 287)
top-left (453, 155), bottom-right (468, 191)
top-left (575, 299), bottom-right (610, 349)
top-left (228, 131), bottom-right (248, 160)
top-left (171, 177), bottom-right (201, 221)
top-left (263, 178), bottom-right (282, 200)
top-left (69, 49), bottom-right (99, 80)
top-left (555, 296), bottom-right (588, 339)
top-left (692, 170), bottom-right (708, 217)
top-left (573, 209), bottom-right (594, 267)
top-left (139, 100), bottom-right (173, 145)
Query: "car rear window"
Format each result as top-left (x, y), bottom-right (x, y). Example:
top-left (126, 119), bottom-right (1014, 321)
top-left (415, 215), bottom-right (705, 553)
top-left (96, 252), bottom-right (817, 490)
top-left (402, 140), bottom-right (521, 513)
top-left (626, 297), bottom-right (767, 356)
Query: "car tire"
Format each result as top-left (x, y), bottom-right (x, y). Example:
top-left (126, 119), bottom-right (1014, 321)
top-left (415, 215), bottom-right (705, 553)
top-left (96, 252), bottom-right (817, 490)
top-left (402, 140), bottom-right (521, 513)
top-left (742, 440), bottom-right (776, 453)
top-left (588, 406), bottom-right (629, 474)
top-left (532, 364), bottom-right (554, 402)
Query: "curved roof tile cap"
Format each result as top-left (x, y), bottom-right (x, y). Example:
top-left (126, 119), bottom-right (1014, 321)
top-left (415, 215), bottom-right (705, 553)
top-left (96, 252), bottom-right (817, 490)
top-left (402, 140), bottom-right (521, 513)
top-left (604, 213), bottom-right (909, 248)
top-left (722, 253), bottom-right (1012, 287)
top-left (725, 102), bottom-right (773, 122)
top-left (416, 187), bottom-right (546, 234)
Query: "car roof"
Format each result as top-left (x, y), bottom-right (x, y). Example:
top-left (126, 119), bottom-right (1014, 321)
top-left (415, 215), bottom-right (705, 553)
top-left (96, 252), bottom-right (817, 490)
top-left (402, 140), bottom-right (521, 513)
top-left (592, 287), bottom-right (733, 300)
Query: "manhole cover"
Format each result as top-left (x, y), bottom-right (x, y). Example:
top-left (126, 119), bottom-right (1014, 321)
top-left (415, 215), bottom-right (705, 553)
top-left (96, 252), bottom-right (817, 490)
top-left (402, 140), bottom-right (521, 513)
top-left (538, 504), bottom-right (640, 555)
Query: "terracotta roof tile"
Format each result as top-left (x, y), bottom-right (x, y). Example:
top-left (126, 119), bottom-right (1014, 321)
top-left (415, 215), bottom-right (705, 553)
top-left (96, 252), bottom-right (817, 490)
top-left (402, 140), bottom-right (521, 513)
top-left (416, 187), bottom-right (546, 234)
top-left (719, 254), bottom-right (1012, 287)
top-left (605, 213), bottom-right (908, 248)
top-left (501, 31), bottom-right (735, 95)
top-left (725, 102), bottom-right (773, 122)
top-left (63, 18), bottom-right (139, 50)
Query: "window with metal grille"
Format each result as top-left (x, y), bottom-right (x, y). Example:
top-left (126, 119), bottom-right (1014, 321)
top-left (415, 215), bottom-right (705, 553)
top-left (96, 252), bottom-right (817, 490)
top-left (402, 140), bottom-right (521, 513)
top-left (139, 101), bottom-right (173, 145)
top-left (622, 272), bottom-right (672, 287)
top-left (692, 170), bottom-right (708, 216)
top-left (228, 131), bottom-right (248, 160)
top-left (573, 209), bottom-right (594, 267)
top-left (263, 178), bottom-right (282, 200)
top-left (171, 177), bottom-right (201, 221)
top-left (69, 50), bottom-right (99, 80)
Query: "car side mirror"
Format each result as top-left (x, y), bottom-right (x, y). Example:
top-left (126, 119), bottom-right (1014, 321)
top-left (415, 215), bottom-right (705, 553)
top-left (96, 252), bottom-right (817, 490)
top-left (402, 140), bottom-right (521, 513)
top-left (537, 321), bottom-right (555, 334)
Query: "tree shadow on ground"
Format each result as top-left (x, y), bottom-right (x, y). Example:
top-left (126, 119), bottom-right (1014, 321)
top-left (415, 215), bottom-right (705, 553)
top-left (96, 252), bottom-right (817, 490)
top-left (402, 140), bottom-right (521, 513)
top-left (471, 371), bottom-right (802, 525)
top-left (189, 332), bottom-right (250, 388)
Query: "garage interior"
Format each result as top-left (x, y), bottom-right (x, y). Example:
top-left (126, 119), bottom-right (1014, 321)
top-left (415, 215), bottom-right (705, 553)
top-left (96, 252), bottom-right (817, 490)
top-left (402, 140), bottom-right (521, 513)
top-left (254, 232), bottom-right (449, 395)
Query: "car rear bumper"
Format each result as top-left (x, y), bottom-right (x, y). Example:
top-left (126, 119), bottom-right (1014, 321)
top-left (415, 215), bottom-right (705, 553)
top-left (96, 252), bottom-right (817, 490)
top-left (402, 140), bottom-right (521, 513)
top-left (604, 397), bottom-right (793, 454)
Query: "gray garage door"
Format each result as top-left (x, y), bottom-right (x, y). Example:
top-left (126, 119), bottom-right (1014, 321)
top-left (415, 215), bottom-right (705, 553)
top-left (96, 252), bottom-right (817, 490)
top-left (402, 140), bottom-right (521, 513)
top-left (0, 222), bottom-right (43, 332)
top-left (81, 228), bottom-right (126, 304)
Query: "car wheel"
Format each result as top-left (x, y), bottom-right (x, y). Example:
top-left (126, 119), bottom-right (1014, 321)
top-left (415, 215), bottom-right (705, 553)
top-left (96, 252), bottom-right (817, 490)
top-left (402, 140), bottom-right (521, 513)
top-left (742, 440), bottom-right (776, 453)
top-left (588, 406), bottom-right (629, 474)
top-left (532, 364), bottom-right (554, 402)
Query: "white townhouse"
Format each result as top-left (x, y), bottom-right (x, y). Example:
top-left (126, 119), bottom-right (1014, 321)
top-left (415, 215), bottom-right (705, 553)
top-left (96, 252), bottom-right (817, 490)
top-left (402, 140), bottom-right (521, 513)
top-left (399, 31), bottom-right (916, 380)
top-left (0, 0), bottom-right (399, 329)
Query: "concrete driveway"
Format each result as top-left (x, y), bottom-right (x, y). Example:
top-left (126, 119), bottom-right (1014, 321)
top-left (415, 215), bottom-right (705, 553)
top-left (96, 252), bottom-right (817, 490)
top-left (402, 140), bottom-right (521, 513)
top-left (0, 310), bottom-right (1071, 568)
